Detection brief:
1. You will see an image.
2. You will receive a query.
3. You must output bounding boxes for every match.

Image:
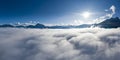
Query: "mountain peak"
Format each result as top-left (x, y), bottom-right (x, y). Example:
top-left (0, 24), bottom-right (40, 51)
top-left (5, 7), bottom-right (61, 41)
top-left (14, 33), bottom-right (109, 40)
top-left (97, 17), bottom-right (120, 28)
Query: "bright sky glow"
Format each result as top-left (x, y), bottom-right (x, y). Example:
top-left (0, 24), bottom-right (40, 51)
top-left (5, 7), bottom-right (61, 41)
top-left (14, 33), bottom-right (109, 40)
top-left (82, 12), bottom-right (91, 18)
top-left (0, 0), bottom-right (119, 25)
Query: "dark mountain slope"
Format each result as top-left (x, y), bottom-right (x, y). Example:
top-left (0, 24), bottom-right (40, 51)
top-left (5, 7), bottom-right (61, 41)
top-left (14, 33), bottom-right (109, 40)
top-left (96, 17), bottom-right (120, 28)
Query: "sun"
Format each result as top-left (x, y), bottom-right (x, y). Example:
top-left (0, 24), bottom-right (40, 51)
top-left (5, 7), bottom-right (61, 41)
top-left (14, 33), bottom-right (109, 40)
top-left (82, 12), bottom-right (91, 18)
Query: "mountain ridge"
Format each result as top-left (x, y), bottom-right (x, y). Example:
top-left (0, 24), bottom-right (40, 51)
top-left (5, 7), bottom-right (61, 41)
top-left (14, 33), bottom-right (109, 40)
top-left (0, 17), bottom-right (120, 28)
top-left (95, 17), bottom-right (120, 28)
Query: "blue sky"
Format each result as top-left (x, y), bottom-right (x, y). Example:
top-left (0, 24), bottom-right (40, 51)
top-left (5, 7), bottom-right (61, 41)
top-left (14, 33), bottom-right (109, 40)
top-left (0, 0), bottom-right (120, 25)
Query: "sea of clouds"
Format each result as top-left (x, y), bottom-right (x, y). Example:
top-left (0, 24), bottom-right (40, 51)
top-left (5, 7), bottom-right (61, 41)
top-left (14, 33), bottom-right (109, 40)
top-left (0, 28), bottom-right (120, 60)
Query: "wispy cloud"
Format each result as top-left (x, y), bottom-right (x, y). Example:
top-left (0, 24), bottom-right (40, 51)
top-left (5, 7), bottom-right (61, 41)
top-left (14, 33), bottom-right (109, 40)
top-left (95, 5), bottom-right (116, 23)
top-left (110, 5), bottom-right (116, 15)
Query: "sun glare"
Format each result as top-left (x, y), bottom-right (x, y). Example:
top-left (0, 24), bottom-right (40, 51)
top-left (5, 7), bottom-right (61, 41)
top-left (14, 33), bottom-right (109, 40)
top-left (82, 12), bottom-right (91, 18)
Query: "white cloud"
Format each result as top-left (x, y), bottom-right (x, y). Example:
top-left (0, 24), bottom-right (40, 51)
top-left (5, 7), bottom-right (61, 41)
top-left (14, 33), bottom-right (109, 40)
top-left (0, 28), bottom-right (120, 60)
top-left (95, 5), bottom-right (116, 23)
top-left (110, 5), bottom-right (116, 15)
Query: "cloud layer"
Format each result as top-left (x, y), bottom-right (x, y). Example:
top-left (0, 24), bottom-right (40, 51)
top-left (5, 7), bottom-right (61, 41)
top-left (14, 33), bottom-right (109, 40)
top-left (0, 28), bottom-right (120, 60)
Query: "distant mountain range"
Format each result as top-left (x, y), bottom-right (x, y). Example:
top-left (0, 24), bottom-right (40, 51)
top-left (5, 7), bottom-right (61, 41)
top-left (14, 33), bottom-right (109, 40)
top-left (0, 17), bottom-right (120, 28)
top-left (0, 23), bottom-right (91, 29)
